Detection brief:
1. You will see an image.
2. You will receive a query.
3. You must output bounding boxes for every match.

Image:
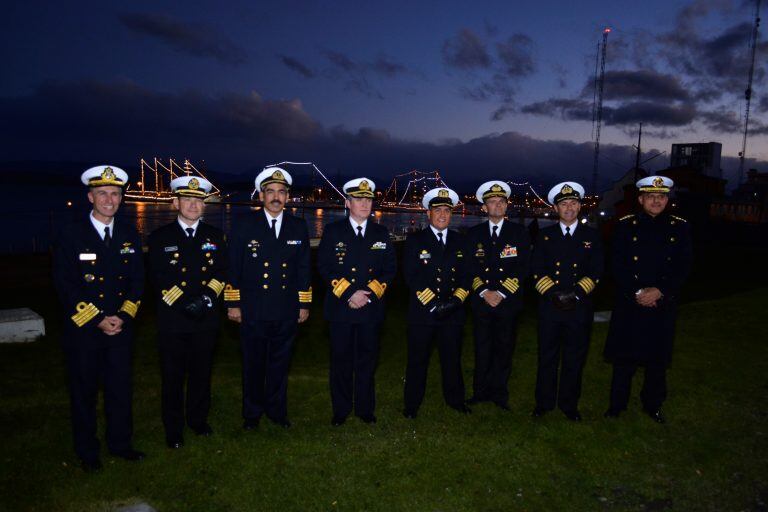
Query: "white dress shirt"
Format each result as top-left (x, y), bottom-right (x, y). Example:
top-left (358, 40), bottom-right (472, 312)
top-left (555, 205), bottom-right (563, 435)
top-left (429, 225), bottom-right (447, 244)
top-left (178, 217), bottom-right (201, 237)
top-left (349, 217), bottom-right (368, 237)
top-left (560, 221), bottom-right (578, 236)
top-left (264, 209), bottom-right (284, 237)
top-left (89, 211), bottom-right (114, 240)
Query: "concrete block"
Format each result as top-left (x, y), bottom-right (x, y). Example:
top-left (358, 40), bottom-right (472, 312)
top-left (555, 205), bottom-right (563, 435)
top-left (0, 308), bottom-right (45, 343)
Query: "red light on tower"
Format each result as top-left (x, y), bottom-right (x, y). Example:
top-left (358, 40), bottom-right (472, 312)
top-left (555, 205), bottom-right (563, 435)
top-left (604, 27), bottom-right (612, 33)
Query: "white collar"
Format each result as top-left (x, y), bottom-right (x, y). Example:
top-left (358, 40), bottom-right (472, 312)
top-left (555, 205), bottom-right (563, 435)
top-left (349, 217), bottom-right (368, 235)
top-left (178, 217), bottom-right (201, 236)
top-left (429, 225), bottom-right (447, 243)
top-left (264, 209), bottom-right (284, 224)
top-left (489, 218), bottom-right (504, 235)
top-left (560, 221), bottom-right (578, 235)
top-left (89, 211), bottom-right (114, 240)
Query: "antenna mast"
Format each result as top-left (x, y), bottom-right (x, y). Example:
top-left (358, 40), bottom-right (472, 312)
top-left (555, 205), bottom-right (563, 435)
top-left (738, 0), bottom-right (762, 185)
top-left (591, 28), bottom-right (610, 195)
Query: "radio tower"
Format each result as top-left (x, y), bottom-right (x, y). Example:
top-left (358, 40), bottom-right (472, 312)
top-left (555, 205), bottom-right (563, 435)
top-left (738, 0), bottom-right (762, 185)
top-left (591, 28), bottom-right (610, 195)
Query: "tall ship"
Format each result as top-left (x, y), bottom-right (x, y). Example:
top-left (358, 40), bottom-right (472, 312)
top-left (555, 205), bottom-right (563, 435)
top-left (125, 158), bottom-right (222, 203)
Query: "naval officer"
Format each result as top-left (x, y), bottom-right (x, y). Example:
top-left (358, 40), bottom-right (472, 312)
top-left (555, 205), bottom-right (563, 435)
top-left (317, 178), bottom-right (397, 426)
top-left (402, 187), bottom-right (472, 418)
top-left (148, 176), bottom-right (227, 448)
top-left (465, 180), bottom-right (531, 410)
top-left (530, 182), bottom-right (604, 421)
top-left (604, 176), bottom-right (693, 423)
top-left (52, 165), bottom-right (145, 472)
top-left (226, 167), bottom-right (312, 429)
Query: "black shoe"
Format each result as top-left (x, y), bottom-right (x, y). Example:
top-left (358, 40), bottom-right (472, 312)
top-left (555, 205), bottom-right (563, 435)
top-left (269, 417), bottom-right (291, 428)
top-left (81, 458), bottom-right (103, 473)
top-left (191, 423), bottom-right (213, 437)
top-left (645, 408), bottom-right (665, 424)
top-left (494, 401), bottom-right (511, 412)
top-left (110, 449), bottom-right (145, 462)
top-left (563, 409), bottom-right (582, 422)
top-left (604, 408), bottom-right (622, 418)
top-left (166, 436), bottom-right (184, 449)
top-left (359, 414), bottom-right (377, 424)
top-left (331, 415), bottom-right (347, 427)
top-left (403, 408), bottom-right (418, 419)
top-left (450, 403), bottom-right (472, 415)
top-left (243, 418), bottom-right (260, 431)
top-left (531, 406), bottom-right (548, 418)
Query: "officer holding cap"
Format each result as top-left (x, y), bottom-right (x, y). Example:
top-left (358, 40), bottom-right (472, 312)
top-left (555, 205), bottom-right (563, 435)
top-left (52, 165), bottom-right (145, 472)
top-left (226, 167), bottom-right (312, 429)
top-left (317, 178), bottom-right (396, 426)
top-left (402, 187), bottom-right (471, 418)
top-left (530, 181), bottom-right (604, 421)
top-left (604, 176), bottom-right (692, 423)
top-left (147, 176), bottom-right (227, 448)
top-left (465, 180), bottom-right (531, 411)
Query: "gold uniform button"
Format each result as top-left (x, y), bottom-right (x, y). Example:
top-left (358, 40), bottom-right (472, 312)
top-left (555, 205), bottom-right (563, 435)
top-left (264, 262), bottom-right (269, 267)
top-left (263, 284), bottom-right (268, 289)
top-left (123, 259), bottom-right (128, 264)
top-left (485, 268), bottom-right (489, 272)
top-left (201, 266), bottom-right (207, 271)
top-left (555, 280), bottom-right (559, 284)
top-left (202, 280), bottom-right (207, 285)
top-left (282, 285), bottom-right (286, 289)
top-left (263, 273), bottom-right (269, 278)
top-left (99, 277), bottom-right (104, 282)
top-left (282, 263), bottom-right (287, 268)
top-left (282, 274), bottom-right (286, 278)
top-left (205, 252), bottom-right (211, 258)
top-left (633, 256), bottom-right (639, 261)
top-left (174, 253), bottom-right (179, 258)
top-left (499, 268), bottom-right (503, 271)
top-left (351, 279), bottom-right (356, 283)
top-left (632, 237), bottom-right (638, 242)
top-left (181, 282), bottom-right (187, 287)
top-left (670, 237), bottom-right (676, 242)
top-left (555, 262), bottom-right (561, 266)
top-left (351, 267), bottom-right (357, 272)
top-left (118, 292), bottom-right (123, 297)
top-left (573, 263), bottom-right (578, 268)
top-left (436, 277), bottom-right (442, 282)
top-left (98, 293), bottom-right (104, 298)
top-left (368, 268), bottom-right (373, 272)
top-left (436, 287), bottom-right (441, 292)
top-left (555, 271), bottom-right (560, 275)
top-left (181, 267), bottom-right (187, 272)
top-left (91, 261), bottom-right (96, 266)
top-left (118, 276), bottom-right (123, 280)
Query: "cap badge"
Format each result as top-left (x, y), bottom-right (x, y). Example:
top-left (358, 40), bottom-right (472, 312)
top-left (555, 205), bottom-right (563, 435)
top-left (561, 184), bottom-right (573, 195)
top-left (653, 177), bottom-right (664, 188)
top-left (272, 170), bottom-right (284, 180)
top-left (101, 167), bottom-right (115, 181)
top-left (359, 180), bottom-right (369, 190)
top-left (438, 189), bottom-right (449, 198)
top-left (188, 178), bottom-right (200, 190)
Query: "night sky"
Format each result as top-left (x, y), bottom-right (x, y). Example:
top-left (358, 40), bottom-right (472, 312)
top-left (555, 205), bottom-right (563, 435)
top-left (1, 0), bottom-right (765, 189)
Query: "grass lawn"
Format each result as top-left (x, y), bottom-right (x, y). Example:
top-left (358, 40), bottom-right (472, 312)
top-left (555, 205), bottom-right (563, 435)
top-left (0, 242), bottom-right (766, 511)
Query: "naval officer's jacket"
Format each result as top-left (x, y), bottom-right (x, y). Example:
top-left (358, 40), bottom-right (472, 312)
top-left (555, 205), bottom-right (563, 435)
top-left (226, 211), bottom-right (312, 321)
top-left (317, 219), bottom-right (397, 324)
top-left (465, 219), bottom-right (531, 312)
top-left (53, 216), bottom-right (144, 348)
top-left (531, 223), bottom-right (604, 320)
top-left (402, 227), bottom-right (470, 326)
top-left (148, 221), bottom-right (227, 333)
top-left (604, 211), bottom-right (693, 364)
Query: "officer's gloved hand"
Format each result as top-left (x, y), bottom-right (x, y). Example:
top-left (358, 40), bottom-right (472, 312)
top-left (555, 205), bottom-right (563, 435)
top-left (551, 291), bottom-right (578, 311)
top-left (433, 297), bottom-right (462, 319)
top-left (183, 295), bottom-right (207, 319)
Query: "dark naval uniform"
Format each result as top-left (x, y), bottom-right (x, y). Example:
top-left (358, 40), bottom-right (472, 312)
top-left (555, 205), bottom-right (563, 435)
top-left (317, 219), bottom-right (397, 420)
top-left (52, 216), bottom-right (144, 464)
top-left (403, 228), bottom-right (471, 412)
top-left (604, 212), bottom-right (693, 413)
top-left (531, 223), bottom-right (604, 414)
top-left (148, 220), bottom-right (227, 440)
top-left (465, 219), bottom-right (531, 406)
top-left (226, 211), bottom-right (312, 423)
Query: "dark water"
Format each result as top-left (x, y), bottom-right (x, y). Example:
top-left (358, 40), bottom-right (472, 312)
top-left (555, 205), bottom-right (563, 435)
top-left (1, 186), bottom-right (549, 253)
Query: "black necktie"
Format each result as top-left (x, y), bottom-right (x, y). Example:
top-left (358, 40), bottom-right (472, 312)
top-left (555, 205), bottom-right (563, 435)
top-left (356, 225), bottom-right (363, 239)
top-left (186, 227), bottom-right (194, 238)
top-left (104, 226), bottom-right (111, 247)
top-left (565, 226), bottom-right (571, 237)
top-left (271, 218), bottom-right (277, 238)
top-left (491, 224), bottom-right (499, 242)
top-left (437, 231), bottom-right (444, 246)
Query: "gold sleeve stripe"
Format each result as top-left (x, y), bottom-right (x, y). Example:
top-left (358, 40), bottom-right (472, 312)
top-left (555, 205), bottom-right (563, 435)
top-left (417, 288), bottom-right (436, 305)
top-left (71, 302), bottom-right (100, 327)
top-left (331, 278), bottom-right (352, 299)
top-left (453, 288), bottom-right (469, 302)
top-left (535, 276), bottom-right (555, 295)
top-left (162, 286), bottom-right (184, 306)
top-left (367, 279), bottom-right (387, 299)
top-left (298, 287), bottom-right (312, 303)
top-left (118, 300), bottom-right (140, 318)
top-left (577, 277), bottom-right (596, 294)
top-left (207, 278), bottom-right (225, 297)
top-left (472, 277), bottom-right (484, 291)
top-left (223, 284), bottom-right (240, 302)
top-left (502, 277), bottom-right (520, 294)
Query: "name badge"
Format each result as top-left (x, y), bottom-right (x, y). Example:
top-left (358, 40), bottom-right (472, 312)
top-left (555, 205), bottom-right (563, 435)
top-left (287, 240), bottom-right (302, 245)
top-left (164, 246), bottom-right (178, 252)
top-left (79, 253), bottom-right (97, 261)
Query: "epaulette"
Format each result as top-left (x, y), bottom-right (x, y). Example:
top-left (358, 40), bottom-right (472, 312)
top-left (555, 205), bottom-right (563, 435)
top-left (671, 215), bottom-right (687, 223)
top-left (619, 214), bottom-right (635, 221)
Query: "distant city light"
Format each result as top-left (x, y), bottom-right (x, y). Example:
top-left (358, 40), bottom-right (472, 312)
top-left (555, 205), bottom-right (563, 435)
top-left (66, 201), bottom-right (72, 207)
top-left (599, 211), bottom-right (605, 216)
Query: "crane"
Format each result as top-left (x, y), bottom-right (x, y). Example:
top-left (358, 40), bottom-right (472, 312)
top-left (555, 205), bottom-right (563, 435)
top-left (591, 28), bottom-right (610, 195)
top-left (738, 0), bottom-right (762, 185)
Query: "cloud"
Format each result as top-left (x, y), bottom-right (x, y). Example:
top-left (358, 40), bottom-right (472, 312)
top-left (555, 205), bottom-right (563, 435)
top-left (496, 34), bottom-right (535, 78)
top-left (442, 29), bottom-right (491, 69)
top-left (372, 56), bottom-right (408, 77)
top-left (279, 55), bottom-right (315, 78)
top-left (521, 97), bottom-right (696, 127)
top-left (118, 12), bottom-right (247, 66)
top-left (321, 51), bottom-right (410, 99)
top-left (590, 70), bottom-right (690, 102)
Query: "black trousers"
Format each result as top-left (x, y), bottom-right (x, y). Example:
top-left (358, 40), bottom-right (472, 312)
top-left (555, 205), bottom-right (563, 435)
top-left (240, 319), bottom-right (297, 421)
top-left (609, 361), bottom-right (667, 412)
top-left (329, 322), bottom-right (380, 418)
top-left (471, 305), bottom-right (519, 405)
top-left (535, 315), bottom-right (591, 412)
top-left (404, 323), bottom-right (466, 411)
top-left (65, 332), bottom-right (133, 463)
top-left (158, 329), bottom-right (218, 439)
